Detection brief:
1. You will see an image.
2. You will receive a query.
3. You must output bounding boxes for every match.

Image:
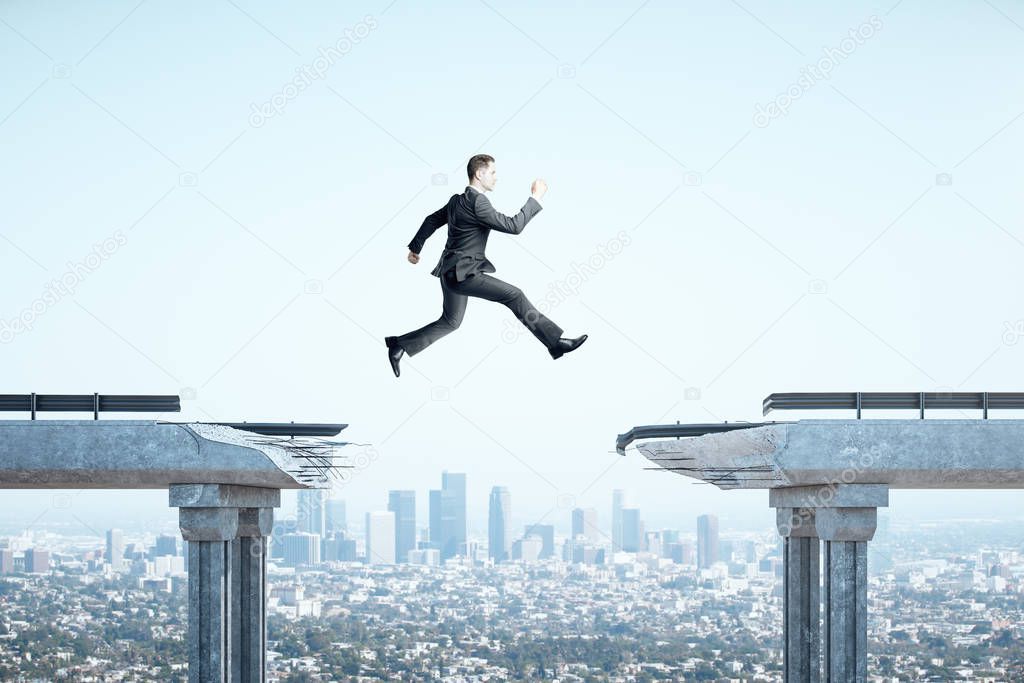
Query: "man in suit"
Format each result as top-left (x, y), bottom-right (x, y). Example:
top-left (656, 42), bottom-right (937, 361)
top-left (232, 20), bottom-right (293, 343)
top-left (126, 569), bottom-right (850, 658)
top-left (385, 154), bottom-right (587, 377)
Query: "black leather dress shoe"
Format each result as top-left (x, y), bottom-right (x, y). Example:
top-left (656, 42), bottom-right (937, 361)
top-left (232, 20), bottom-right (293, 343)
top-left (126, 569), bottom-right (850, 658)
top-left (385, 336), bottom-right (404, 377)
top-left (549, 334), bottom-right (588, 360)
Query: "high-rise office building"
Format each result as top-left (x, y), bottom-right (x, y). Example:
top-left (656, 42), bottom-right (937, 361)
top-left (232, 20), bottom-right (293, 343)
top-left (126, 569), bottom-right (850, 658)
top-left (0, 549), bottom-right (13, 574)
top-left (282, 532), bottom-right (320, 566)
top-left (612, 490), bottom-right (631, 552)
top-left (667, 541), bottom-right (695, 565)
top-left (326, 498), bottom-right (347, 536)
top-left (570, 542), bottom-right (606, 565)
top-left (106, 529), bottom-right (124, 571)
top-left (645, 531), bottom-right (662, 557)
top-left (461, 540), bottom-right (482, 562)
top-left (438, 472), bottom-right (466, 560)
top-left (322, 533), bottom-right (357, 562)
top-left (742, 539), bottom-right (757, 564)
top-left (388, 490), bottom-right (416, 563)
top-left (621, 508), bottom-right (642, 552)
top-left (428, 489), bottom-right (442, 549)
top-left (512, 536), bottom-right (542, 562)
top-left (488, 486), bottom-right (511, 562)
top-left (24, 548), bottom-right (49, 573)
top-left (697, 514), bottom-right (719, 569)
top-left (720, 539), bottom-right (734, 563)
top-left (270, 518), bottom-right (299, 560)
top-left (366, 511), bottom-right (396, 564)
top-left (572, 507), bottom-right (598, 543)
top-left (298, 489), bottom-right (326, 537)
top-left (154, 534), bottom-right (178, 557)
top-left (524, 523), bottom-right (555, 559)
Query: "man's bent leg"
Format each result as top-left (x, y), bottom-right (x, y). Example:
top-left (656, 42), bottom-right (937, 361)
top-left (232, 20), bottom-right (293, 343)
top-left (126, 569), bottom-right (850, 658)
top-left (395, 273), bottom-right (468, 356)
top-left (452, 274), bottom-right (563, 349)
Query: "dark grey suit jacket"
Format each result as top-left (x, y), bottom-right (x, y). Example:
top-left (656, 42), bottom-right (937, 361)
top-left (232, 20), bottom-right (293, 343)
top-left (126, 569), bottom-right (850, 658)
top-left (407, 186), bottom-right (543, 282)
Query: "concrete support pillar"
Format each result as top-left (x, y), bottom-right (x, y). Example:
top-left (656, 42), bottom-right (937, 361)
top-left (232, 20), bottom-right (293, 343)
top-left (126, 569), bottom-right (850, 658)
top-left (181, 508), bottom-right (237, 682)
top-left (172, 484), bottom-right (280, 683)
top-left (775, 507), bottom-right (819, 683)
top-left (770, 485), bottom-right (888, 683)
top-left (234, 508), bottom-right (273, 682)
top-left (817, 507), bottom-right (874, 683)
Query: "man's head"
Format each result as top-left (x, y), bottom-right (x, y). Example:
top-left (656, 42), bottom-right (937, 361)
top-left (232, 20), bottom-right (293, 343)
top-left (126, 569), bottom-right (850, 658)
top-left (467, 154), bottom-right (497, 191)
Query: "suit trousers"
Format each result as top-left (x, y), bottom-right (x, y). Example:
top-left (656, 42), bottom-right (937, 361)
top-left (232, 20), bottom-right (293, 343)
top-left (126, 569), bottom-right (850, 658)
top-left (396, 270), bottom-right (563, 356)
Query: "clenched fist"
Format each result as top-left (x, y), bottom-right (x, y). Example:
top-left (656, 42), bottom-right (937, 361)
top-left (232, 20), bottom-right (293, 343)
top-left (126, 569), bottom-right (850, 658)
top-left (531, 178), bottom-right (548, 201)
top-left (407, 251), bottom-right (420, 264)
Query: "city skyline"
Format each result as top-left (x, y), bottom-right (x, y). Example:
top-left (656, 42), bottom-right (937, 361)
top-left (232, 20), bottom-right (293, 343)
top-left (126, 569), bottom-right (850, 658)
top-left (2, 515), bottom-right (1023, 679)
top-left (3, 0), bottom-right (1024, 678)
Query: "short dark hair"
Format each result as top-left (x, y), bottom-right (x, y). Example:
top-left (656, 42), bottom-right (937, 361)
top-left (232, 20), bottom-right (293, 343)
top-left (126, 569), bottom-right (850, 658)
top-left (467, 154), bottom-right (495, 182)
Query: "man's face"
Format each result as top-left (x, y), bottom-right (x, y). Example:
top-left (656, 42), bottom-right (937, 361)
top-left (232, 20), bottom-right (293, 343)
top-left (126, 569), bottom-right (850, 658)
top-left (477, 162), bottom-right (497, 191)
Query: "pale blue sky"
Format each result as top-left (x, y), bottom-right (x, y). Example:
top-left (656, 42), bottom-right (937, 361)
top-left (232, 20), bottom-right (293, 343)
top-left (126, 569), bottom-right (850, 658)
top-left (2, 0), bottom-right (1024, 538)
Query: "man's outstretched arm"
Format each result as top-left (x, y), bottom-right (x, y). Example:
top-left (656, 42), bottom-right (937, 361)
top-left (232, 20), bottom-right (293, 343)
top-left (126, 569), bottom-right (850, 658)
top-left (473, 179), bottom-right (548, 235)
top-left (406, 204), bottom-right (448, 262)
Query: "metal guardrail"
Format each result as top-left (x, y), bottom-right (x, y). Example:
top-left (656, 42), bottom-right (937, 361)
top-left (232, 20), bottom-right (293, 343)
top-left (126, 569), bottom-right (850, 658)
top-left (762, 392), bottom-right (1024, 419)
top-left (0, 393), bottom-right (180, 419)
top-left (615, 422), bottom-right (775, 455)
top-left (618, 391), bottom-right (1024, 455)
top-left (0, 394), bottom-right (347, 437)
top-left (209, 422), bottom-right (347, 438)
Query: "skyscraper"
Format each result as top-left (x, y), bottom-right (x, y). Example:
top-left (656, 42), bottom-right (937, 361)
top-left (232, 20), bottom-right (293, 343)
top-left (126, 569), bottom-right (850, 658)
top-left (488, 486), bottom-right (511, 562)
top-left (106, 528), bottom-right (124, 571)
top-left (388, 490), bottom-right (416, 563)
top-left (322, 534), bottom-right (357, 562)
top-left (298, 489), bottom-right (326, 537)
top-left (571, 507), bottom-right (598, 543)
top-left (439, 471), bottom-right (466, 560)
top-left (24, 548), bottom-right (49, 573)
top-left (282, 532), bottom-right (320, 566)
top-left (270, 517), bottom-right (299, 560)
top-left (621, 508), bottom-right (642, 552)
top-left (366, 511), bottom-right (396, 564)
top-left (612, 490), bottom-right (631, 552)
top-left (697, 514), bottom-right (719, 569)
top-left (524, 523), bottom-right (555, 559)
top-left (154, 534), bottom-right (178, 557)
top-left (429, 489), bottom-right (442, 548)
top-left (325, 497), bottom-right (347, 535)
top-left (512, 536), bottom-right (542, 562)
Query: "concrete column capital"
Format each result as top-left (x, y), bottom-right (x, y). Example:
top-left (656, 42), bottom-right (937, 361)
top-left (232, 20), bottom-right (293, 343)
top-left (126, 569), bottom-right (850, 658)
top-left (237, 507), bottom-right (274, 538)
top-left (169, 483), bottom-right (281, 509)
top-left (815, 507), bottom-right (878, 542)
top-left (769, 483), bottom-right (888, 510)
top-left (178, 507), bottom-right (239, 542)
top-left (776, 507), bottom-right (818, 538)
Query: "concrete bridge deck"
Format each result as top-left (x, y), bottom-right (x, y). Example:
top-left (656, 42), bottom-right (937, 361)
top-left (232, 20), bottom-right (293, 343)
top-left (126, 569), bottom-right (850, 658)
top-left (625, 419), bottom-right (1024, 489)
top-left (0, 419), bottom-right (333, 489)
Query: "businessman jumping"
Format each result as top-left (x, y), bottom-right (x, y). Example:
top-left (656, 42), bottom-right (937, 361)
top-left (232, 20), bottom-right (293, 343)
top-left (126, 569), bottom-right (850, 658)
top-left (385, 154), bottom-right (587, 377)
